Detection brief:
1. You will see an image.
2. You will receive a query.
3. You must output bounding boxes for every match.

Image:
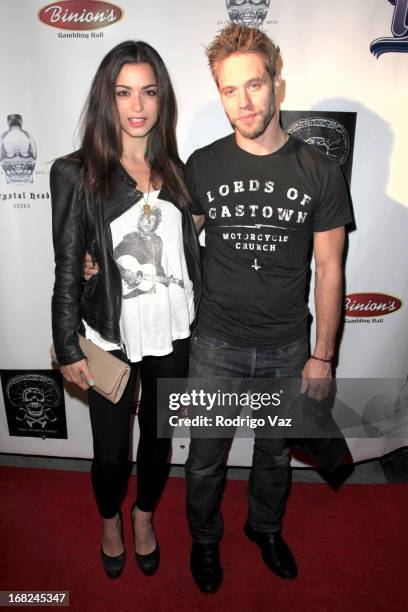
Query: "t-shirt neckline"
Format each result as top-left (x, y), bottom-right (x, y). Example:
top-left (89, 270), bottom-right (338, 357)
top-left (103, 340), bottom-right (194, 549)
top-left (142, 188), bottom-right (160, 198)
top-left (231, 132), bottom-right (293, 159)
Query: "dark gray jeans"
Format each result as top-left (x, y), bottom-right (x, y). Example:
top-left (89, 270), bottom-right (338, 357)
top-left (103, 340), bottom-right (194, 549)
top-left (185, 332), bottom-right (308, 543)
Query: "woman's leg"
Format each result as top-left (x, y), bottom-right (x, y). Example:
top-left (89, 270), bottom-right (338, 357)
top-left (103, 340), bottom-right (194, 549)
top-left (89, 359), bottom-right (139, 554)
top-left (133, 337), bottom-right (190, 553)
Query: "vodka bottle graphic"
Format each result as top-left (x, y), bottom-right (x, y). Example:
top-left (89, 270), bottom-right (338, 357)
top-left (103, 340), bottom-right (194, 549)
top-left (0, 114), bottom-right (37, 183)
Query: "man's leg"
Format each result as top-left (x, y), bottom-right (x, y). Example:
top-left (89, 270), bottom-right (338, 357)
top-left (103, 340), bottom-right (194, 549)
top-left (186, 437), bottom-right (227, 543)
top-left (245, 337), bottom-right (308, 579)
top-left (248, 437), bottom-right (290, 533)
top-left (186, 332), bottom-right (250, 592)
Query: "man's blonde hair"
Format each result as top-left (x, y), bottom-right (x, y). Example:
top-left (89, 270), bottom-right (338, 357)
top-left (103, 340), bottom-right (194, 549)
top-left (206, 24), bottom-right (280, 84)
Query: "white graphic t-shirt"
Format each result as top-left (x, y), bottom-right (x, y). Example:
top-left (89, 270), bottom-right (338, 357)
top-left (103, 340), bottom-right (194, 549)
top-left (84, 191), bottom-right (194, 362)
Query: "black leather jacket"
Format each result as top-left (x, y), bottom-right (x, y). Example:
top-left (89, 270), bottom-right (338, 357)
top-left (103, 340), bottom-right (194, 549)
top-left (50, 155), bottom-right (201, 366)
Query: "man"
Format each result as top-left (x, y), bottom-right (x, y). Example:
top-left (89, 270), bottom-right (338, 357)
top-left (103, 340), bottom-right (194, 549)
top-left (184, 24), bottom-right (352, 593)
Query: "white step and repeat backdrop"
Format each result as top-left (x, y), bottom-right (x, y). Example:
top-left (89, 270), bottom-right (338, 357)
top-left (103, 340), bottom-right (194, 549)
top-left (0, 0), bottom-right (407, 464)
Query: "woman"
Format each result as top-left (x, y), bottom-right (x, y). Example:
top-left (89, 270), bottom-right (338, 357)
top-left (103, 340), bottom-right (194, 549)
top-left (50, 41), bottom-right (201, 579)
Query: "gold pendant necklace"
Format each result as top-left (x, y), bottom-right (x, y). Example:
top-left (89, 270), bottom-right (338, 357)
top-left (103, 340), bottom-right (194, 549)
top-left (143, 181), bottom-right (151, 224)
top-left (120, 158), bottom-right (152, 223)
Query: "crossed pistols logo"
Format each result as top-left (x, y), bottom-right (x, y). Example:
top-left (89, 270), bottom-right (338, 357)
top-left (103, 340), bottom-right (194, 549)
top-left (370, 0), bottom-right (408, 57)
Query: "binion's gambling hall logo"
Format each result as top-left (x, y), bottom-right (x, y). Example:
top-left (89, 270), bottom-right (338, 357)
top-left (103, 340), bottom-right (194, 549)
top-left (370, 0), bottom-right (408, 57)
top-left (344, 293), bottom-right (402, 325)
top-left (38, 0), bottom-right (123, 30)
top-left (226, 0), bottom-right (270, 26)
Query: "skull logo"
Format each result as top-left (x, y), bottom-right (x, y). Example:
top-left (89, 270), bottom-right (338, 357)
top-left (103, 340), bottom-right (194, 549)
top-left (226, 0), bottom-right (271, 26)
top-left (7, 374), bottom-right (59, 429)
top-left (22, 387), bottom-right (45, 419)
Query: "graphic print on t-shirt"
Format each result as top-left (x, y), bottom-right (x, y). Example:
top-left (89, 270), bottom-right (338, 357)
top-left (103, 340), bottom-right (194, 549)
top-left (113, 206), bottom-right (184, 299)
top-left (205, 175), bottom-right (312, 272)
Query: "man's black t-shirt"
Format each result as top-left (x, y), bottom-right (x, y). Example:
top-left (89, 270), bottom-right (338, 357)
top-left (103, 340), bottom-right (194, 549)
top-left (185, 134), bottom-right (352, 346)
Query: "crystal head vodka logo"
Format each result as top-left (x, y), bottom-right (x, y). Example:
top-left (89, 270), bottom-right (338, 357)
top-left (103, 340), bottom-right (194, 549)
top-left (0, 115), bottom-right (37, 183)
top-left (226, 0), bottom-right (270, 26)
top-left (370, 0), bottom-right (408, 57)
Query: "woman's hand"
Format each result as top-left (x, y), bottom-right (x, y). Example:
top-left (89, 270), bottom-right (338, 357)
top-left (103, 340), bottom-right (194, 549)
top-left (83, 251), bottom-right (100, 281)
top-left (60, 359), bottom-right (95, 391)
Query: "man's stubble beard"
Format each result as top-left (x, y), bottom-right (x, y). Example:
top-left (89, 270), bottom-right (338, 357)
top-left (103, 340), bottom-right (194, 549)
top-left (232, 103), bottom-right (276, 140)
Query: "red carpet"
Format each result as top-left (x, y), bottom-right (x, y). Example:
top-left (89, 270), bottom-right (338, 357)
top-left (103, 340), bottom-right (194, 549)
top-left (1, 466), bottom-right (407, 612)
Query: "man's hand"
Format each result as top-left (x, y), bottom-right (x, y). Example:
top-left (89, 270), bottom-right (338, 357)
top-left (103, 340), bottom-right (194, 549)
top-left (122, 268), bottom-right (139, 287)
top-left (60, 359), bottom-right (94, 391)
top-left (83, 251), bottom-right (99, 281)
top-left (192, 214), bottom-right (205, 233)
top-left (301, 357), bottom-right (332, 401)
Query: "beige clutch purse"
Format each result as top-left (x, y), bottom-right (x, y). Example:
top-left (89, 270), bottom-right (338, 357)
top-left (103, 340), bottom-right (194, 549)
top-left (50, 335), bottom-right (131, 404)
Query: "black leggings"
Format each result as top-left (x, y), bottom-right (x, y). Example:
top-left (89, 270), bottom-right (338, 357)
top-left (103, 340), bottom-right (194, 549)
top-left (88, 337), bottom-right (190, 519)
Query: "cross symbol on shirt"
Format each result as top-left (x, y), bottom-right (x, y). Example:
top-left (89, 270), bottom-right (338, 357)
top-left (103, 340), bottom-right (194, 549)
top-left (251, 258), bottom-right (261, 271)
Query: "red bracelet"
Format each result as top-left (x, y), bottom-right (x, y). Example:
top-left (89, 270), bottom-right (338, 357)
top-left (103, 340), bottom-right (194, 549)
top-left (311, 355), bottom-right (332, 364)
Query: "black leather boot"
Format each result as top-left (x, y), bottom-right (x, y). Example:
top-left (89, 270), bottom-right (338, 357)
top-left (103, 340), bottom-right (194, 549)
top-left (244, 521), bottom-right (297, 579)
top-left (190, 542), bottom-right (223, 593)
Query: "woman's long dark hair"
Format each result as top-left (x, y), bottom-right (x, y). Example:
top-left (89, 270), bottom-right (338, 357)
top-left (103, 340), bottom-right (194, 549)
top-left (78, 40), bottom-right (189, 206)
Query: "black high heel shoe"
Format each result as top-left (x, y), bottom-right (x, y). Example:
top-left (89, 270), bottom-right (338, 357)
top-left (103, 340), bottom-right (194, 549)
top-left (131, 504), bottom-right (160, 576)
top-left (100, 514), bottom-right (126, 579)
